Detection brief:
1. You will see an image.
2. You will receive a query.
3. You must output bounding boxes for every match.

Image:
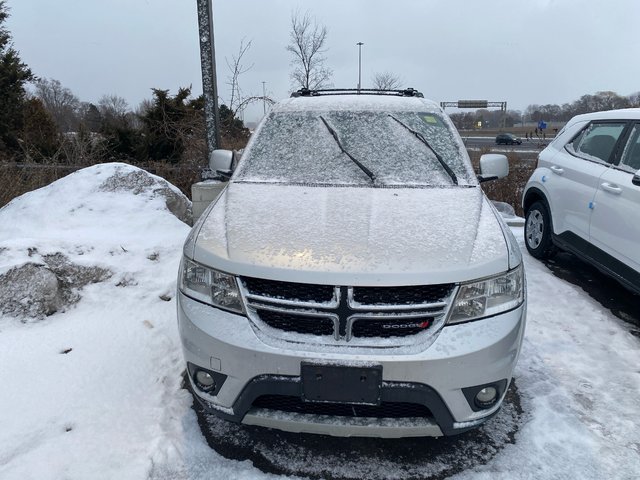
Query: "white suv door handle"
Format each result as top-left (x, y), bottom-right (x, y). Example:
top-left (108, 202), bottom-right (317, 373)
top-left (550, 166), bottom-right (564, 175)
top-left (600, 182), bottom-right (622, 195)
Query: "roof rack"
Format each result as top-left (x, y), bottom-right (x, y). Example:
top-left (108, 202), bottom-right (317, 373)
top-left (291, 88), bottom-right (424, 98)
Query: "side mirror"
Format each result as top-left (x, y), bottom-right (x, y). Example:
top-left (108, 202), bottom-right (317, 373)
top-left (478, 154), bottom-right (509, 182)
top-left (633, 170), bottom-right (640, 186)
top-left (209, 149), bottom-right (234, 178)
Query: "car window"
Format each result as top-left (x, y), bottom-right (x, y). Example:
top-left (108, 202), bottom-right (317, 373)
top-left (235, 110), bottom-right (476, 187)
top-left (548, 120), bottom-right (588, 151)
top-left (619, 124), bottom-right (640, 172)
top-left (567, 122), bottom-right (626, 163)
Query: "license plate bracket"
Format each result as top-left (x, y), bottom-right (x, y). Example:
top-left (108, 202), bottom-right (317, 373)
top-left (301, 363), bottom-right (382, 405)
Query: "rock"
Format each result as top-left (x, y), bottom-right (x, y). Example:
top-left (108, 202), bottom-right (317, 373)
top-left (43, 253), bottom-right (111, 287)
top-left (99, 167), bottom-right (192, 224)
top-left (0, 264), bottom-right (64, 319)
top-left (0, 253), bottom-right (111, 321)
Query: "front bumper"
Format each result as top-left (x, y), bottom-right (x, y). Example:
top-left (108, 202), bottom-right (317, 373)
top-left (178, 292), bottom-right (526, 437)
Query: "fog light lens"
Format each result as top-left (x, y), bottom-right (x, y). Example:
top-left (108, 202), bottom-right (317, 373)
top-left (195, 370), bottom-right (215, 390)
top-left (475, 386), bottom-right (498, 408)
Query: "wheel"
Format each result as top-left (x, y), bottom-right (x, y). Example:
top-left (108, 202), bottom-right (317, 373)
top-left (524, 201), bottom-right (557, 259)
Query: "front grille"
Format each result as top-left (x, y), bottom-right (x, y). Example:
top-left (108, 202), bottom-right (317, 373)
top-left (351, 316), bottom-right (433, 338)
top-left (353, 284), bottom-right (453, 306)
top-left (256, 309), bottom-right (334, 336)
top-left (240, 277), bottom-right (455, 343)
top-left (243, 277), bottom-right (334, 303)
top-left (252, 395), bottom-right (433, 418)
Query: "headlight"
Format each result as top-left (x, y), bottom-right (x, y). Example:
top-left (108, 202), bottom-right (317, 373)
top-left (448, 265), bottom-right (524, 324)
top-left (179, 257), bottom-right (244, 313)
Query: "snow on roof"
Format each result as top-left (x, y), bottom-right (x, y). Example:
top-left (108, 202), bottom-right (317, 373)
top-left (570, 107), bottom-right (640, 123)
top-left (274, 94), bottom-right (442, 113)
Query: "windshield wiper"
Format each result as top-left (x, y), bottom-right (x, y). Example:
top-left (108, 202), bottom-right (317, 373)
top-left (319, 116), bottom-right (376, 184)
top-left (388, 115), bottom-right (458, 185)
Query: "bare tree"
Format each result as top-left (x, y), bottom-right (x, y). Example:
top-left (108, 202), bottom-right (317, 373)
top-left (98, 94), bottom-right (129, 119)
top-left (223, 39), bottom-right (276, 119)
top-left (135, 98), bottom-right (154, 117)
top-left (225, 38), bottom-right (253, 117)
top-left (33, 78), bottom-right (80, 132)
top-left (98, 94), bottom-right (132, 130)
top-left (372, 71), bottom-right (403, 90)
top-left (286, 11), bottom-right (332, 90)
top-left (234, 94), bottom-right (277, 117)
top-left (58, 130), bottom-right (109, 166)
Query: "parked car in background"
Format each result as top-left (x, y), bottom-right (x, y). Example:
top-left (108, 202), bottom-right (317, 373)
top-left (522, 108), bottom-right (640, 294)
top-left (177, 88), bottom-right (527, 439)
top-left (495, 133), bottom-right (522, 145)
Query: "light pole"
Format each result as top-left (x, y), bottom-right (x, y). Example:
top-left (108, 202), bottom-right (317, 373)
top-left (356, 42), bottom-right (364, 92)
top-left (196, 0), bottom-right (221, 156)
top-left (262, 81), bottom-right (267, 115)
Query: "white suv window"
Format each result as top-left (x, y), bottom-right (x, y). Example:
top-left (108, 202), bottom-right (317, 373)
top-left (619, 124), bottom-right (640, 172)
top-left (567, 122), bottom-right (626, 163)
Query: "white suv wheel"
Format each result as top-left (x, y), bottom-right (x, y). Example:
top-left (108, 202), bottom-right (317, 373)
top-left (524, 200), bottom-right (556, 259)
top-left (525, 210), bottom-right (544, 249)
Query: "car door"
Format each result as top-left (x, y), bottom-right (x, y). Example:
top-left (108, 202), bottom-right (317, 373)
top-left (543, 121), bottom-right (627, 240)
top-left (589, 122), bottom-right (640, 274)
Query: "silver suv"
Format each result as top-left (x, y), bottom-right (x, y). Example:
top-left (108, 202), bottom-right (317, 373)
top-left (178, 89), bottom-right (527, 438)
top-left (522, 108), bottom-right (640, 294)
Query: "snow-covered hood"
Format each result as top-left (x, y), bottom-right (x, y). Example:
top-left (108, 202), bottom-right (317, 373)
top-left (190, 183), bottom-right (510, 285)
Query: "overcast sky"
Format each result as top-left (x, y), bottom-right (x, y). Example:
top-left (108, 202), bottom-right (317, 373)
top-left (7, 0), bottom-right (640, 122)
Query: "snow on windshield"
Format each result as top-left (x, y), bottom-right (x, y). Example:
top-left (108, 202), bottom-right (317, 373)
top-left (235, 110), bottom-right (475, 187)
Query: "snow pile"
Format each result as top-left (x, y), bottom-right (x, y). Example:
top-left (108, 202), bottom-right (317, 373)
top-left (0, 163), bottom-right (196, 479)
top-left (0, 163), bottom-right (191, 322)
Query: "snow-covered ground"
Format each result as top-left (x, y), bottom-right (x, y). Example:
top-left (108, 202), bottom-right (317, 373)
top-left (0, 164), bottom-right (638, 480)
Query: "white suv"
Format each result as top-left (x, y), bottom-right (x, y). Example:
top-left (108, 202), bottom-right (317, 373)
top-left (523, 108), bottom-right (640, 294)
top-left (178, 89), bottom-right (527, 438)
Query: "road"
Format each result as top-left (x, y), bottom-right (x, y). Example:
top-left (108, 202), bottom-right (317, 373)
top-left (461, 135), bottom-right (551, 153)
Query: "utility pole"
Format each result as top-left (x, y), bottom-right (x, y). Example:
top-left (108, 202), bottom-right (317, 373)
top-left (196, 0), bottom-right (221, 157)
top-left (262, 81), bottom-right (267, 115)
top-left (356, 42), bottom-right (364, 92)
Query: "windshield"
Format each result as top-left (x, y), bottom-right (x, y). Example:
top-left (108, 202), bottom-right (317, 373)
top-left (235, 110), bottom-right (476, 187)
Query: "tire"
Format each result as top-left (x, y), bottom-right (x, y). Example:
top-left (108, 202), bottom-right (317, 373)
top-left (524, 201), bottom-right (557, 259)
